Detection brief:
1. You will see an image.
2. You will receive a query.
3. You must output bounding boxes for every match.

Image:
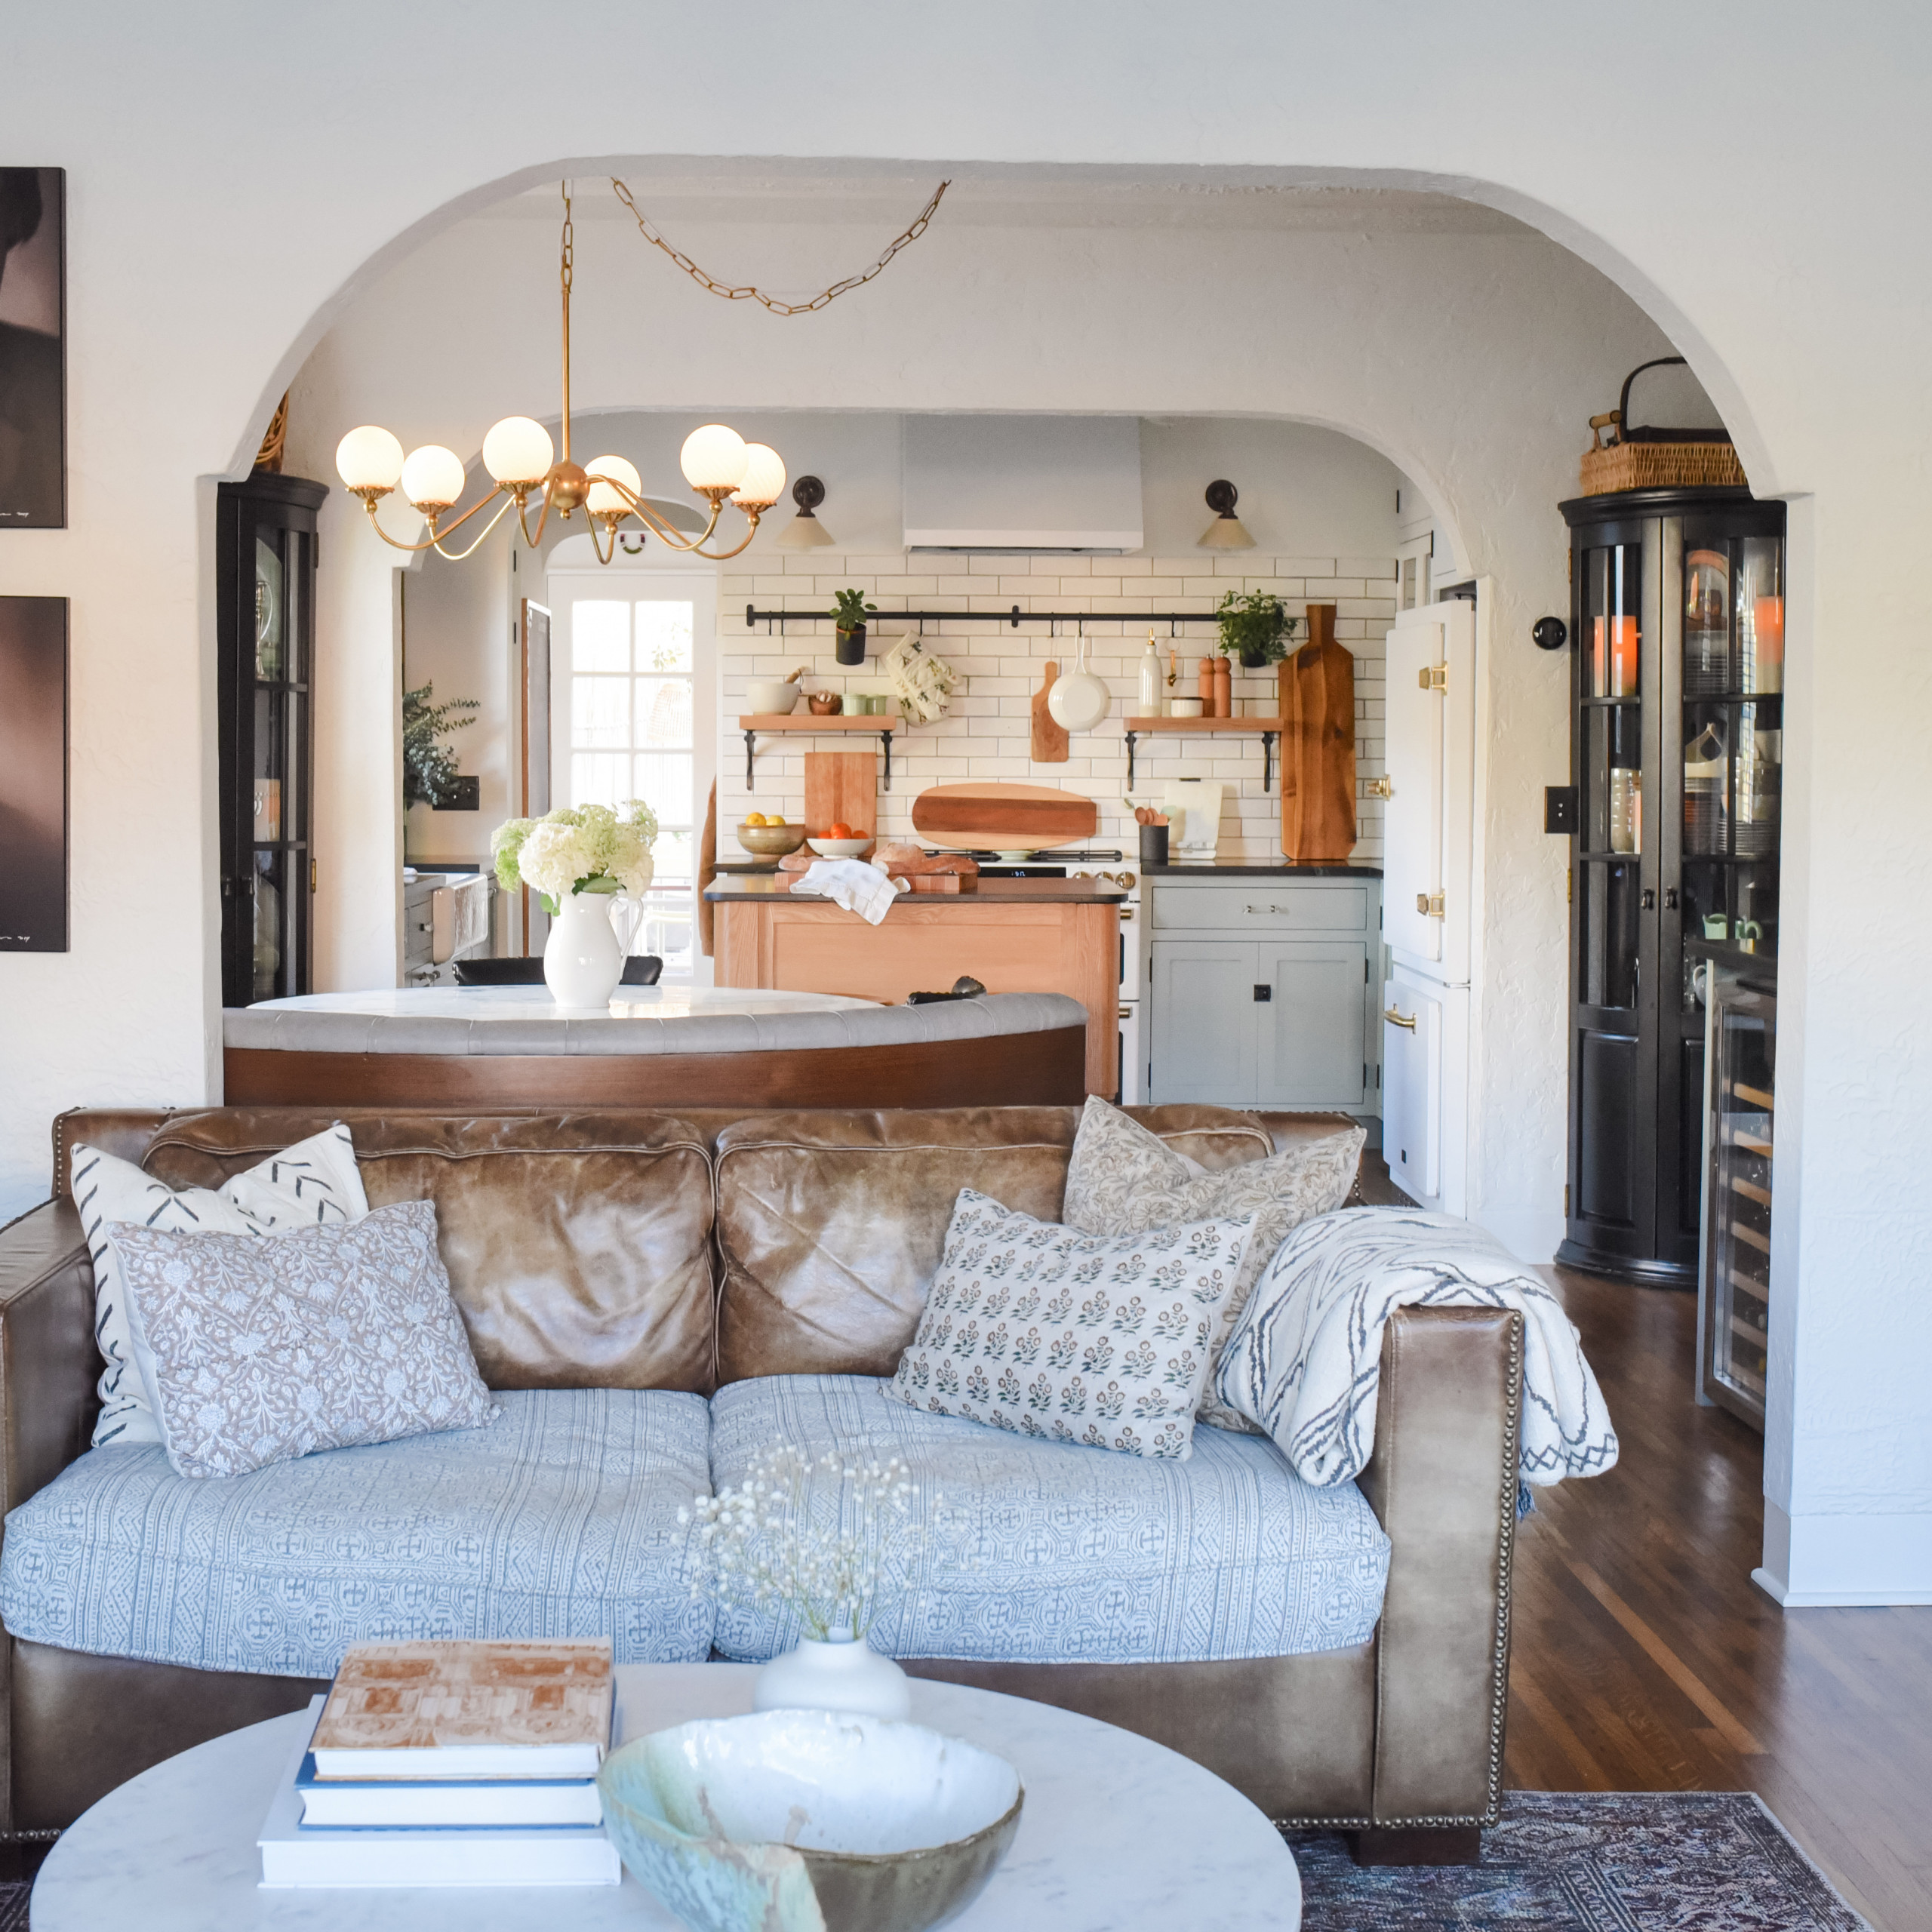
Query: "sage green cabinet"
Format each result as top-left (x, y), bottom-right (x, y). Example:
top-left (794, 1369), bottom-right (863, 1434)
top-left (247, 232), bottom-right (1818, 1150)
top-left (1145, 876), bottom-right (1381, 1110)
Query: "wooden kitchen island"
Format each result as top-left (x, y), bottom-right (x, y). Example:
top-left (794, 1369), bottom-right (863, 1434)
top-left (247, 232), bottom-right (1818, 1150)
top-left (706, 875), bottom-right (1126, 1097)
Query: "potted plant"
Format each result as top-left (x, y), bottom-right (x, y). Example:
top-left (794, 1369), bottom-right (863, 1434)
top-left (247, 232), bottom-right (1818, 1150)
top-left (830, 586), bottom-right (876, 666)
top-left (1214, 589), bottom-right (1300, 669)
top-left (401, 681), bottom-right (478, 808)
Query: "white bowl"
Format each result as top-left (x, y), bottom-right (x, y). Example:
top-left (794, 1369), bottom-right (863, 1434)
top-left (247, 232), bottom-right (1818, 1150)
top-left (747, 679), bottom-right (801, 715)
top-left (806, 837), bottom-right (875, 860)
top-left (598, 1710), bottom-right (1023, 1932)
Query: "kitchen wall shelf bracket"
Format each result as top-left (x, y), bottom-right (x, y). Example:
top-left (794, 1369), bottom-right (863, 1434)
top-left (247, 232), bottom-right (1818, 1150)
top-left (1122, 716), bottom-right (1284, 791)
top-left (737, 713), bottom-right (899, 792)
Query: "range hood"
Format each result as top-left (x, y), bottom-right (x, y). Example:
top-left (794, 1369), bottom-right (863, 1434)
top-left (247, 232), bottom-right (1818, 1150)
top-left (902, 416), bottom-right (1143, 552)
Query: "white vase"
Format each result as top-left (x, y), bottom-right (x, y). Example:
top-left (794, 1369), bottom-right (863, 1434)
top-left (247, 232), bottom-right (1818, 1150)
top-left (543, 891), bottom-right (624, 1008)
top-left (752, 1635), bottom-right (912, 1722)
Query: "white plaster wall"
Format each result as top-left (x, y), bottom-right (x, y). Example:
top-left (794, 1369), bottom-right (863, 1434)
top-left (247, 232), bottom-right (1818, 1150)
top-left (1, 1), bottom-right (1927, 1602)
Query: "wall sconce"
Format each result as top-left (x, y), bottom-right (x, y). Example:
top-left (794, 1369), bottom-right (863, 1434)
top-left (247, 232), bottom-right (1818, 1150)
top-left (1197, 478), bottom-right (1256, 550)
top-left (775, 474), bottom-right (836, 549)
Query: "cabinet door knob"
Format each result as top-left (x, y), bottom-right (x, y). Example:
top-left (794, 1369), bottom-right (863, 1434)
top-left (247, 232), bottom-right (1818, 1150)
top-left (1252, 984), bottom-right (1272, 1002)
top-left (1641, 888), bottom-right (1657, 911)
top-left (1383, 1006), bottom-right (1418, 1031)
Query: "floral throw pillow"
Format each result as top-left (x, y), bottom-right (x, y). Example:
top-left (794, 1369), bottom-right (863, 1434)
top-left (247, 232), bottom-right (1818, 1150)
top-left (883, 1188), bottom-right (1250, 1460)
top-left (1060, 1097), bottom-right (1364, 1434)
top-left (111, 1199), bottom-right (495, 1479)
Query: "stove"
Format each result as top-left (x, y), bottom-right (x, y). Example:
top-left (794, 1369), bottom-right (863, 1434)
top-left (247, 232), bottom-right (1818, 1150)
top-left (926, 847), bottom-right (1126, 879)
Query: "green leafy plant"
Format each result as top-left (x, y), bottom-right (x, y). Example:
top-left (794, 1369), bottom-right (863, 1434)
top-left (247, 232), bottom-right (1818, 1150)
top-left (1214, 590), bottom-right (1300, 665)
top-left (830, 586), bottom-right (877, 632)
top-left (401, 682), bottom-right (479, 808)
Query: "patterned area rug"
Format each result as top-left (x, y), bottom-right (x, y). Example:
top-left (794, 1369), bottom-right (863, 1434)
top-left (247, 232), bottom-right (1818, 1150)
top-left (1290, 1792), bottom-right (1872, 1930)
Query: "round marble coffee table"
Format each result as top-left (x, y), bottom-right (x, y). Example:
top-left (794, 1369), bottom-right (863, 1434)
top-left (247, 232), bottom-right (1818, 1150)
top-left (34, 1663), bottom-right (1300, 1929)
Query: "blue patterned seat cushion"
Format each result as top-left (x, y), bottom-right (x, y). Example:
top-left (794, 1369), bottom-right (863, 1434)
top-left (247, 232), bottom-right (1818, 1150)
top-left (0, 1389), bottom-right (715, 1677)
top-left (707, 1376), bottom-right (1389, 1666)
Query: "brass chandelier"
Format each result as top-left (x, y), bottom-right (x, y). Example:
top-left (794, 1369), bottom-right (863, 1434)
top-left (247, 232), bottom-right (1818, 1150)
top-left (334, 184), bottom-right (784, 565)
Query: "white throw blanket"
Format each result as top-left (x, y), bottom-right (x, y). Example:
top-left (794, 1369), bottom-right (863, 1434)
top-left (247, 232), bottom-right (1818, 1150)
top-left (787, 858), bottom-right (909, 925)
top-left (1213, 1207), bottom-right (1619, 1491)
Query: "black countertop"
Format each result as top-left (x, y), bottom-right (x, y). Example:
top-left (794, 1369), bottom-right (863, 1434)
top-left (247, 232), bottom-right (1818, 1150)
top-left (1143, 860), bottom-right (1383, 878)
top-left (703, 875), bottom-right (1127, 906)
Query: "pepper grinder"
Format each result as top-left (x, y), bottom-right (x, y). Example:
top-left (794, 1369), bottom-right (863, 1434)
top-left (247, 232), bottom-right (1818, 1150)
top-left (1197, 655), bottom-right (1217, 715)
top-left (1211, 655), bottom-right (1232, 718)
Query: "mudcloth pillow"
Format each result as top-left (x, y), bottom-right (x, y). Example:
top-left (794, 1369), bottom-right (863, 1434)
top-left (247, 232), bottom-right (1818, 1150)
top-left (111, 1198), bottom-right (495, 1479)
top-left (72, 1124), bottom-right (368, 1448)
top-left (883, 1187), bottom-right (1249, 1460)
top-left (1060, 1097), bottom-right (1363, 1433)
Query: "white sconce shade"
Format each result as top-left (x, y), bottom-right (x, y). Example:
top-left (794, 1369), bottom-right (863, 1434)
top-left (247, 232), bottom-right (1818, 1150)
top-left (481, 416), bottom-right (555, 487)
top-left (731, 443), bottom-right (786, 509)
top-left (336, 425), bottom-right (405, 493)
top-left (776, 514), bottom-right (835, 550)
top-left (1198, 477), bottom-right (1256, 549)
top-left (400, 445), bottom-right (467, 510)
top-left (679, 423), bottom-right (749, 491)
top-left (586, 455), bottom-right (642, 516)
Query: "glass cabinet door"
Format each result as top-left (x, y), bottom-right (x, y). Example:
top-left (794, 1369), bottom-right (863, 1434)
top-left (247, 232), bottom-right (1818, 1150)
top-left (1578, 540), bottom-right (1644, 1008)
top-left (1700, 968), bottom-right (1775, 1425)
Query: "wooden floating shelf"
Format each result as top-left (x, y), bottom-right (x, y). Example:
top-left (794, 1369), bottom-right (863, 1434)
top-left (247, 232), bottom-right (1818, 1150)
top-left (1120, 716), bottom-right (1287, 789)
top-left (738, 713), bottom-right (901, 792)
top-left (1122, 715), bottom-right (1287, 732)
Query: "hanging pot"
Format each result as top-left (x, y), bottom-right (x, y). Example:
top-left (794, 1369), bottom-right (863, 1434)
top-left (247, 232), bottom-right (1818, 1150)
top-left (835, 622), bottom-right (867, 666)
top-left (1045, 635), bottom-right (1109, 733)
top-left (543, 891), bottom-right (625, 1008)
top-left (1238, 646), bottom-right (1269, 669)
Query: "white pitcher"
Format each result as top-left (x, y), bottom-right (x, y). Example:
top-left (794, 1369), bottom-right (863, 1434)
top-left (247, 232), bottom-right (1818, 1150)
top-left (543, 892), bottom-right (625, 1008)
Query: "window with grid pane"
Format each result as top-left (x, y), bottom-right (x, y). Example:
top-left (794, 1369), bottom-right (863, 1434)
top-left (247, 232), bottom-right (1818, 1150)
top-left (568, 597), bottom-right (695, 968)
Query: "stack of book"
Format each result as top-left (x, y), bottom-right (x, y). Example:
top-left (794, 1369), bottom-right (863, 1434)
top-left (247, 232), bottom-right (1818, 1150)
top-left (258, 1638), bottom-right (621, 1887)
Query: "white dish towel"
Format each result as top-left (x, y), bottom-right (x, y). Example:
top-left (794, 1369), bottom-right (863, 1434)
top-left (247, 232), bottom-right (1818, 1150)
top-left (787, 859), bottom-right (909, 925)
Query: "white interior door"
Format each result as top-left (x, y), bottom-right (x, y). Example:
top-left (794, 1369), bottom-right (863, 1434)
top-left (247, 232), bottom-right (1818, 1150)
top-left (1383, 598), bottom-right (1475, 979)
top-left (549, 568), bottom-right (716, 983)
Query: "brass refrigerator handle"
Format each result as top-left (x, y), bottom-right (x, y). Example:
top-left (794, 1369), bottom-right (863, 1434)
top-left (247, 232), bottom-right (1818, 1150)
top-left (1383, 1006), bottom-right (1417, 1031)
top-left (1367, 776), bottom-right (1393, 798)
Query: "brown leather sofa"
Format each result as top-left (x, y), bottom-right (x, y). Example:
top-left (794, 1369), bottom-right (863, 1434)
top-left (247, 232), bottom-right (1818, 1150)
top-left (0, 1102), bottom-right (1521, 1863)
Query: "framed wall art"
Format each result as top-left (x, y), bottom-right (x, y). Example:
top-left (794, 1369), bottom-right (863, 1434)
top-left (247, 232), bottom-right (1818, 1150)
top-left (0, 168), bottom-right (65, 528)
top-left (0, 595), bottom-right (69, 951)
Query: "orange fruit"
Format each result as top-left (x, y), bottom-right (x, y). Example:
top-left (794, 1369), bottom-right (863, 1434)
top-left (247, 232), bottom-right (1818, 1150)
top-left (828, 821), bottom-right (854, 840)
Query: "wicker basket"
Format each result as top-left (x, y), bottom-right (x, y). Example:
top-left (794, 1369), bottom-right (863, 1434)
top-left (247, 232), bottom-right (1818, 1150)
top-left (1581, 438), bottom-right (1746, 495)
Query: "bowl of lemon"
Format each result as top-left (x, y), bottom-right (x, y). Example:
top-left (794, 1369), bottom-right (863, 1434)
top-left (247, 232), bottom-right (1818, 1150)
top-left (737, 813), bottom-right (809, 859)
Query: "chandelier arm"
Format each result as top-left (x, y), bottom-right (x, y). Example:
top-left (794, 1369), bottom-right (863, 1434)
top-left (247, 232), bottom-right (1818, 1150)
top-left (515, 490), bottom-right (555, 549)
top-left (358, 499), bottom-right (489, 557)
top-left (681, 513), bottom-right (763, 562)
top-left (597, 478), bottom-right (729, 553)
top-left (588, 518), bottom-right (618, 566)
top-left (429, 494), bottom-right (521, 561)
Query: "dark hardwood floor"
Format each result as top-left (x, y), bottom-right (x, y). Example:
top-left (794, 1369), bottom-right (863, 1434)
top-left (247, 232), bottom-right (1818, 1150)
top-left (1508, 1265), bottom-right (1932, 1930)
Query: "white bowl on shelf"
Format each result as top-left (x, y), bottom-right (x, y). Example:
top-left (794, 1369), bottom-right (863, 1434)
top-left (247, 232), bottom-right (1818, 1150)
top-left (805, 837), bottom-right (875, 860)
top-left (746, 679), bottom-right (802, 715)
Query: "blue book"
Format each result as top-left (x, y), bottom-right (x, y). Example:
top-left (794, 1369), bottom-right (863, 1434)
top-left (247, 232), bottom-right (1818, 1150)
top-left (294, 1753), bottom-right (605, 1829)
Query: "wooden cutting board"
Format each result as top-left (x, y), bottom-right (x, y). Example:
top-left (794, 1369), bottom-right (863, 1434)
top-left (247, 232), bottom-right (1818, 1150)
top-left (803, 751), bottom-right (878, 838)
top-left (911, 782), bottom-right (1097, 851)
top-left (1278, 604), bottom-right (1358, 861)
top-left (1030, 662), bottom-right (1070, 762)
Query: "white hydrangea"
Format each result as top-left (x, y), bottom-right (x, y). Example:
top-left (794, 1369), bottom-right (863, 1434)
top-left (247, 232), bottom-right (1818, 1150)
top-left (490, 801), bottom-right (656, 913)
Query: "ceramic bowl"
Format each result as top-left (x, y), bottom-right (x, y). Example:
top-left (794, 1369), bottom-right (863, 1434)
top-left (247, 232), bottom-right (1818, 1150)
top-left (746, 678), bottom-right (802, 715)
top-left (737, 822), bottom-right (809, 858)
top-left (805, 836), bottom-right (875, 860)
top-left (597, 1709), bottom-right (1023, 1932)
top-left (807, 692), bottom-right (842, 715)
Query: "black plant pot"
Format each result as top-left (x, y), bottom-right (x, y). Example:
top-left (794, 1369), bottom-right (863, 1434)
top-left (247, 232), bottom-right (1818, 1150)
top-left (835, 623), bottom-right (866, 666)
top-left (1239, 647), bottom-right (1270, 669)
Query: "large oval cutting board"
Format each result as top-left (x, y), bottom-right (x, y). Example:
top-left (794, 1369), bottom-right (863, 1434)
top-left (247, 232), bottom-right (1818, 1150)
top-left (911, 782), bottom-right (1098, 852)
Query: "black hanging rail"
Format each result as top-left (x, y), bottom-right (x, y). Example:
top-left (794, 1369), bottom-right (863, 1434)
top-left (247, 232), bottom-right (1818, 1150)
top-left (745, 605), bottom-right (1227, 633)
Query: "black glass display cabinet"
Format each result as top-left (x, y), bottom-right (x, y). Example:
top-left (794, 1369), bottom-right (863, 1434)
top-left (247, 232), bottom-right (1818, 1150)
top-left (216, 472), bottom-right (328, 1008)
top-left (1556, 486), bottom-right (1786, 1284)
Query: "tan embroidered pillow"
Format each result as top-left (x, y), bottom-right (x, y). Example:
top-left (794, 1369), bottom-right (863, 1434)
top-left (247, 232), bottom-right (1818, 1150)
top-left (884, 1188), bottom-right (1250, 1460)
top-left (112, 1200), bottom-right (494, 1479)
top-left (1061, 1098), bottom-right (1364, 1432)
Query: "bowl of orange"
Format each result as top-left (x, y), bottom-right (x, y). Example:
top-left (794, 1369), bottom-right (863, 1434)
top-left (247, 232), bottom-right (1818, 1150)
top-left (806, 820), bottom-right (874, 860)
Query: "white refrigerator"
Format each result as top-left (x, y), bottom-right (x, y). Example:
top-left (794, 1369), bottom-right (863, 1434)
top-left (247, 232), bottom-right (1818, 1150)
top-left (1380, 590), bottom-right (1481, 1217)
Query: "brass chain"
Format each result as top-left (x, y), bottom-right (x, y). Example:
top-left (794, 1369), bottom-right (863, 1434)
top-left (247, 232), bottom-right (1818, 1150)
top-left (608, 177), bottom-right (949, 315)
top-left (560, 180), bottom-right (574, 297)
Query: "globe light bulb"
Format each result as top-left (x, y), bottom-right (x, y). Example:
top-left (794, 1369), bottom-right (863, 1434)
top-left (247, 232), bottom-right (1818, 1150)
top-left (586, 455), bottom-right (641, 517)
top-left (731, 443), bottom-right (786, 509)
top-left (400, 445), bottom-right (466, 511)
top-left (335, 425), bottom-right (405, 493)
top-left (679, 423), bottom-right (749, 492)
top-left (481, 416), bottom-right (554, 488)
